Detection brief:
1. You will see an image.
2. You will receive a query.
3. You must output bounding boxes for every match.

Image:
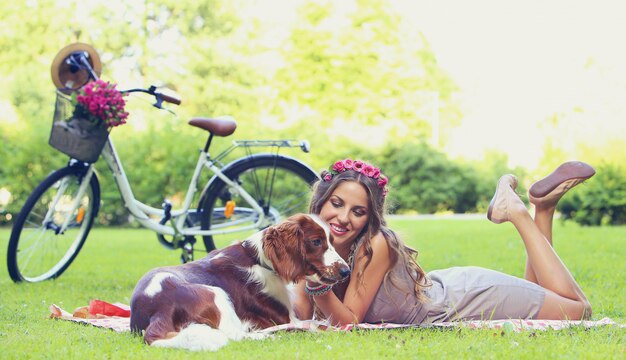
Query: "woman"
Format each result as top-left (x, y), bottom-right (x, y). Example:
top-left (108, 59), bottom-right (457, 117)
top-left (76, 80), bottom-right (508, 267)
top-left (293, 159), bottom-right (594, 325)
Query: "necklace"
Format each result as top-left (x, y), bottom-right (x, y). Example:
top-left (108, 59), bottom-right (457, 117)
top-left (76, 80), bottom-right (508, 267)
top-left (346, 241), bottom-right (357, 268)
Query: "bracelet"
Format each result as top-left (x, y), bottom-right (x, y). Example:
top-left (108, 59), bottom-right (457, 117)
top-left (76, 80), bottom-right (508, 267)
top-left (306, 282), bottom-right (328, 291)
top-left (305, 283), bottom-right (332, 296)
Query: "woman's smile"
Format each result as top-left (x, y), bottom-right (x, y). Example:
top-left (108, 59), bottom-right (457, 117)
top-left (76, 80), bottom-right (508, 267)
top-left (329, 223), bottom-right (349, 235)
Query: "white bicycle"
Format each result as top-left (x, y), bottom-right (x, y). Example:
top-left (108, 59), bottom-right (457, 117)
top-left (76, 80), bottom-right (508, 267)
top-left (7, 44), bottom-right (318, 283)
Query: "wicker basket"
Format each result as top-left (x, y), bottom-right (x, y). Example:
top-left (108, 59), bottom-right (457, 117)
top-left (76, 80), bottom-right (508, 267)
top-left (48, 92), bottom-right (109, 163)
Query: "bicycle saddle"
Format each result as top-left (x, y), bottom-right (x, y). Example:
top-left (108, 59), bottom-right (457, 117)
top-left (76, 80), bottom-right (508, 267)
top-left (188, 117), bottom-right (237, 137)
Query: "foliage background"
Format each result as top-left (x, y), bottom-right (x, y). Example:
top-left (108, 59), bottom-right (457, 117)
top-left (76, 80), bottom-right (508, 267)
top-left (1, 0), bottom-right (625, 225)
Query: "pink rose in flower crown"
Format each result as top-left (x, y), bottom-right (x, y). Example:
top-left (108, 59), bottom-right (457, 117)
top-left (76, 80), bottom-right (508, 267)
top-left (352, 160), bottom-right (364, 172)
top-left (362, 164), bottom-right (377, 178)
top-left (322, 172), bottom-right (332, 182)
top-left (378, 176), bottom-right (388, 188)
top-left (332, 161), bottom-right (345, 173)
top-left (71, 79), bottom-right (128, 129)
top-left (343, 159), bottom-right (354, 170)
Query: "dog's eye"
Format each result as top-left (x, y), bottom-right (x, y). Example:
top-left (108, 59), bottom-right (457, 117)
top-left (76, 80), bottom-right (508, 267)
top-left (311, 239), bottom-right (322, 247)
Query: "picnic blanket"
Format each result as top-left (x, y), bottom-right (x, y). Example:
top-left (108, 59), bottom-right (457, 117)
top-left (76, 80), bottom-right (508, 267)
top-left (49, 300), bottom-right (623, 334)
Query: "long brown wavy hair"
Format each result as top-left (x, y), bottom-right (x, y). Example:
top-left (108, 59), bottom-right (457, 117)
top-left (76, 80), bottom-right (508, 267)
top-left (309, 168), bottom-right (430, 302)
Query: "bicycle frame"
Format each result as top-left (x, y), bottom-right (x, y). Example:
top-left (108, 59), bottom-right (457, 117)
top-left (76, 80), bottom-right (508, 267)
top-left (59, 136), bottom-right (308, 238)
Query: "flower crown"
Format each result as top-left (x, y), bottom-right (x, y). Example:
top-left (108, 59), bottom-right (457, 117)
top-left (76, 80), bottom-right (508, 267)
top-left (321, 159), bottom-right (389, 197)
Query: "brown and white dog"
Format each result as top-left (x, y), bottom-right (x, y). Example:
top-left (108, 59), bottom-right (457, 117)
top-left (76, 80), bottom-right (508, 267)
top-left (130, 214), bottom-right (350, 351)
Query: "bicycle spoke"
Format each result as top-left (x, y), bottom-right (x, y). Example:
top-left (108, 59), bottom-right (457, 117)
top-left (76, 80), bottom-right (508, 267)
top-left (272, 192), bottom-right (310, 214)
top-left (19, 227), bottom-right (48, 273)
top-left (24, 211), bottom-right (45, 223)
top-left (265, 165), bottom-right (279, 210)
top-left (19, 226), bottom-right (49, 245)
top-left (248, 168), bottom-right (265, 204)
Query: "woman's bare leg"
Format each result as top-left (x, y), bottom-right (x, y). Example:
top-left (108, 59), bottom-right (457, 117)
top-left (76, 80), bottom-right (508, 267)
top-left (525, 205), bottom-right (556, 283)
top-left (509, 208), bottom-right (590, 319)
top-left (488, 174), bottom-right (592, 319)
top-left (525, 162), bottom-right (595, 285)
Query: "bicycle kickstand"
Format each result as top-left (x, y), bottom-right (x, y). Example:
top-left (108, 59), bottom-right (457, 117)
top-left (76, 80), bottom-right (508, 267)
top-left (180, 236), bottom-right (196, 263)
top-left (156, 200), bottom-right (196, 263)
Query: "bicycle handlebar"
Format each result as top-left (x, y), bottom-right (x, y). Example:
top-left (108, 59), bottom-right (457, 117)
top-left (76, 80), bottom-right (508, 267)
top-left (159, 92), bottom-right (182, 106)
top-left (122, 85), bottom-right (182, 109)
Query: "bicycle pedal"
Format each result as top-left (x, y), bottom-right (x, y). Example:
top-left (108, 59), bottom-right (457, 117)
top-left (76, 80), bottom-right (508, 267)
top-left (180, 250), bottom-right (194, 263)
top-left (159, 200), bottom-right (173, 225)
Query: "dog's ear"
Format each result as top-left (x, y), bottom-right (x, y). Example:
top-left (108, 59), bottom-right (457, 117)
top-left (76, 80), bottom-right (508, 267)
top-left (263, 218), bottom-right (307, 282)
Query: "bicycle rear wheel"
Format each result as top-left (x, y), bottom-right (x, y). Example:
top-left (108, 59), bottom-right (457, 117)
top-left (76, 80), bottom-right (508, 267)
top-left (199, 154), bottom-right (318, 252)
top-left (7, 166), bottom-right (100, 282)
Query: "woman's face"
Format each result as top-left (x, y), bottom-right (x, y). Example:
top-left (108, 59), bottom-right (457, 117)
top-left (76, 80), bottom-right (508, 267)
top-left (319, 180), bottom-right (370, 250)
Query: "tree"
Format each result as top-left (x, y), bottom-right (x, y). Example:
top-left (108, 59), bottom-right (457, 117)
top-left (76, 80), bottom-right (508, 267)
top-left (267, 0), bottom-right (460, 161)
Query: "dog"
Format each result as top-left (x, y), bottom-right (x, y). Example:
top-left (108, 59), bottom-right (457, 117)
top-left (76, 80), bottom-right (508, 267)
top-left (129, 213), bottom-right (350, 351)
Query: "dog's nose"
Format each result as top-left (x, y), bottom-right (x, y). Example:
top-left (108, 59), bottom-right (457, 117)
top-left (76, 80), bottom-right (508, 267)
top-left (339, 266), bottom-right (351, 279)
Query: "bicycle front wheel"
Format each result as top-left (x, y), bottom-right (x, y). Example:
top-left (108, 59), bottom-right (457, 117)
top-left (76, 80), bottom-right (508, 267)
top-left (199, 154), bottom-right (318, 252)
top-left (7, 166), bottom-right (100, 282)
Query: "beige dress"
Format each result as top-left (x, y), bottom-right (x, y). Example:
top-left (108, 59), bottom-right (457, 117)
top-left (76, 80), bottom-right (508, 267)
top-left (362, 260), bottom-right (546, 324)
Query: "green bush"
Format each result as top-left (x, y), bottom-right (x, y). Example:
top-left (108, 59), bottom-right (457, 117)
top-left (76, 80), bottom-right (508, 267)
top-left (559, 162), bottom-right (626, 225)
top-left (375, 142), bottom-right (480, 214)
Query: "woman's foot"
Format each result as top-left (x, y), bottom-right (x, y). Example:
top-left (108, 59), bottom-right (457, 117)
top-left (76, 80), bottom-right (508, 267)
top-left (529, 161), bottom-right (595, 208)
top-left (487, 174), bottom-right (526, 224)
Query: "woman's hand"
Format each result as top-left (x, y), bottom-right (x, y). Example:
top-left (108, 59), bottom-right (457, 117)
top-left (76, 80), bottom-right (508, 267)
top-left (312, 232), bottom-right (392, 325)
top-left (292, 281), bottom-right (314, 320)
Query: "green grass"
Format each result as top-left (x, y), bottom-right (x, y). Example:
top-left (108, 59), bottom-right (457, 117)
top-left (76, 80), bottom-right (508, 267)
top-left (1, 219), bottom-right (624, 359)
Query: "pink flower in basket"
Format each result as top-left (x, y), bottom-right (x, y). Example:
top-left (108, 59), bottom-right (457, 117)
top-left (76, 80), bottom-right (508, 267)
top-left (71, 80), bottom-right (128, 128)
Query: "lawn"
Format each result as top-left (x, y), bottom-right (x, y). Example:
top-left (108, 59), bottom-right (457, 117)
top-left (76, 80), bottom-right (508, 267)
top-left (1, 219), bottom-right (624, 359)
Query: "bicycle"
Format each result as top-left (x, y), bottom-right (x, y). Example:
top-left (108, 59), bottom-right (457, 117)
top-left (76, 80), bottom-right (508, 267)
top-left (7, 43), bottom-right (319, 283)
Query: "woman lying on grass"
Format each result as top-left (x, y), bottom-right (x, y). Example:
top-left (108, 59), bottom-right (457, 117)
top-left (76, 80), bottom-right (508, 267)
top-left (293, 159), bottom-right (595, 325)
